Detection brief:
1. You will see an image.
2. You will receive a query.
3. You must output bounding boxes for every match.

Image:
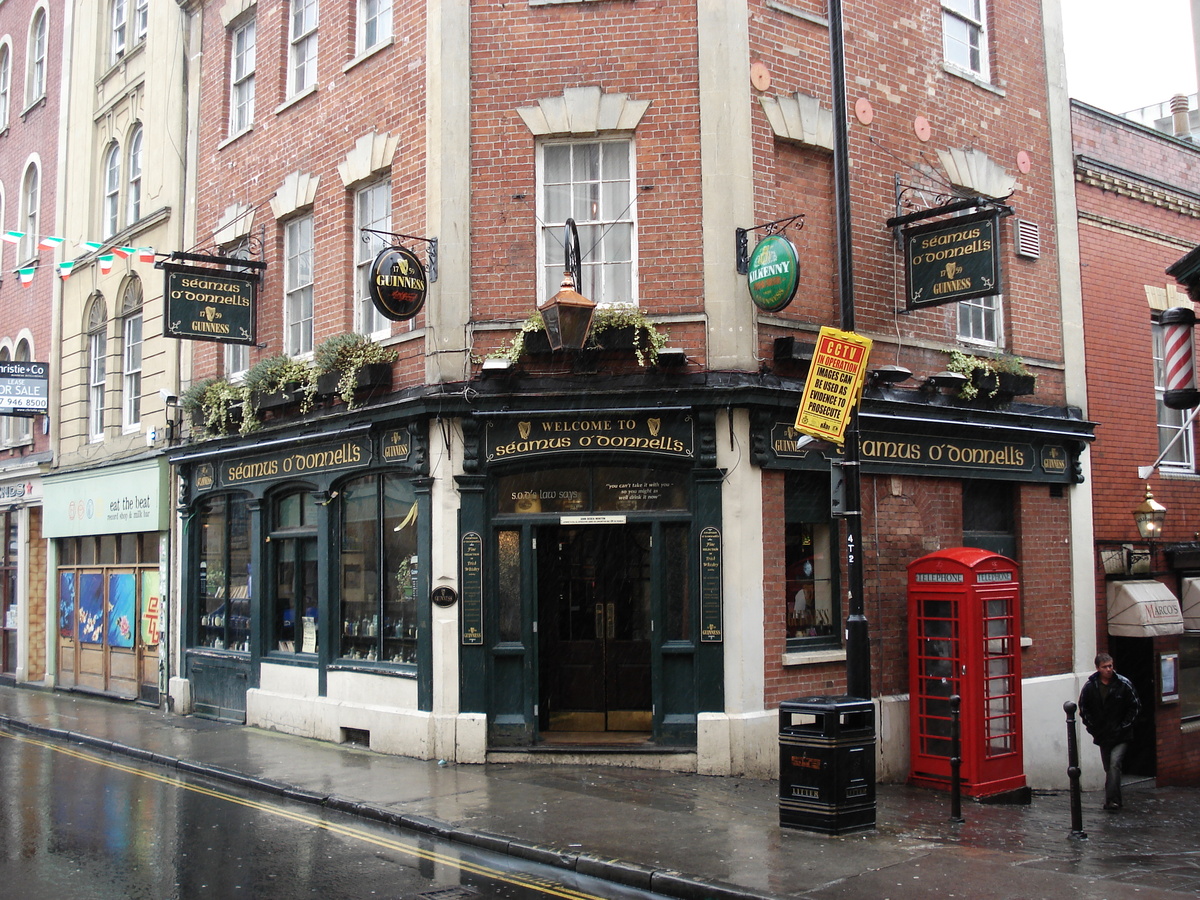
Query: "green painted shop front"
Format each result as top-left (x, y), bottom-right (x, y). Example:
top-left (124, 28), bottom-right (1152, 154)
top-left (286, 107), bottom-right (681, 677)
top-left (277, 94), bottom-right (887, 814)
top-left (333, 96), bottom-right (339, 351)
top-left (457, 407), bottom-right (725, 748)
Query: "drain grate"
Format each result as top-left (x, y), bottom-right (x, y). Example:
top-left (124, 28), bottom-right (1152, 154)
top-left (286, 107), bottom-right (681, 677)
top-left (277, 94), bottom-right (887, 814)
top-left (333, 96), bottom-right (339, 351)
top-left (415, 888), bottom-right (481, 900)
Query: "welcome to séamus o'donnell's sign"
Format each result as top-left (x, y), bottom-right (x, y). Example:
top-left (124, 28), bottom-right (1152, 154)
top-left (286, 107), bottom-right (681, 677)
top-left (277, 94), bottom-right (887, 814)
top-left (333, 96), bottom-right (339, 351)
top-left (903, 210), bottom-right (1001, 311)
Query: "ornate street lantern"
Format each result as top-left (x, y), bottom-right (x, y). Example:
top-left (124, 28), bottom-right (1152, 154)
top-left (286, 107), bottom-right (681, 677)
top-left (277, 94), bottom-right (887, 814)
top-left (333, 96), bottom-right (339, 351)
top-left (538, 219), bottom-right (595, 351)
top-left (1133, 485), bottom-right (1167, 540)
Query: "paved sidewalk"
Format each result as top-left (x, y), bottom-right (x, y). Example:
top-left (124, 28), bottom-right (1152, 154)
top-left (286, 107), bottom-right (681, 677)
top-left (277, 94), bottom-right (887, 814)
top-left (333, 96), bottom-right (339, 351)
top-left (1, 685), bottom-right (1197, 899)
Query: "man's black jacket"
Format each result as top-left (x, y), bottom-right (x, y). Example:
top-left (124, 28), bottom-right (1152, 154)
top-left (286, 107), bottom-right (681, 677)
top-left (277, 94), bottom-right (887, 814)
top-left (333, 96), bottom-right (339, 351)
top-left (1078, 671), bottom-right (1140, 747)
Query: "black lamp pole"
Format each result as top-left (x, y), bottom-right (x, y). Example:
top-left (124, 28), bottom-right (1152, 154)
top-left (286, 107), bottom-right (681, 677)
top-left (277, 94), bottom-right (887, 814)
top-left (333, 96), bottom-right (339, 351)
top-left (828, 0), bottom-right (871, 700)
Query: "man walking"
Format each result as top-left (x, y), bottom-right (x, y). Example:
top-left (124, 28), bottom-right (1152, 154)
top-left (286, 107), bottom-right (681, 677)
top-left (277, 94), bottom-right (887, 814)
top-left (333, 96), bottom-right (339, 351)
top-left (1078, 652), bottom-right (1141, 811)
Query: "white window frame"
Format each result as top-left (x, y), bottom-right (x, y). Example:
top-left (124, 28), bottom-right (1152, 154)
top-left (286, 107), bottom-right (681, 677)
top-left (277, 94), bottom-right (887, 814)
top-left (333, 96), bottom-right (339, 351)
top-left (957, 293), bottom-right (1001, 347)
top-left (0, 42), bottom-right (11, 132)
top-left (229, 16), bottom-right (256, 136)
top-left (355, 180), bottom-right (392, 337)
top-left (358, 0), bottom-right (392, 55)
top-left (537, 139), bottom-right (637, 307)
top-left (288, 0), bottom-right (319, 98)
top-left (942, 0), bottom-right (989, 81)
top-left (20, 163), bottom-right (39, 263)
top-left (26, 7), bottom-right (46, 105)
top-left (0, 347), bottom-right (10, 446)
top-left (284, 215), bottom-right (315, 356)
top-left (88, 301), bottom-right (108, 442)
top-left (121, 280), bottom-right (143, 430)
top-left (12, 340), bottom-right (32, 443)
top-left (127, 125), bottom-right (143, 225)
top-left (133, 0), bottom-right (148, 45)
top-left (103, 142), bottom-right (121, 238)
top-left (1153, 320), bottom-right (1195, 473)
top-left (110, 0), bottom-right (128, 64)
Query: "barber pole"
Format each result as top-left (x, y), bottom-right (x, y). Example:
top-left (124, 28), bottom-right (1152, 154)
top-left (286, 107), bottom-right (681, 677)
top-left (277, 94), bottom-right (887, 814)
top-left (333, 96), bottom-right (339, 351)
top-left (1161, 307), bottom-right (1200, 410)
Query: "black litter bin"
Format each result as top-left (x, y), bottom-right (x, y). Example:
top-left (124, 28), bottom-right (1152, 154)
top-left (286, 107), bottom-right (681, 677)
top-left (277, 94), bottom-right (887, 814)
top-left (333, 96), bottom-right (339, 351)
top-left (779, 696), bottom-right (876, 834)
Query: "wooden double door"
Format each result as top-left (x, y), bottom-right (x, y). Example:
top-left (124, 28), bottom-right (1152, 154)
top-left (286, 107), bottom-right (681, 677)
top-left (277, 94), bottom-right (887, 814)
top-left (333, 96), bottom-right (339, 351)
top-left (537, 524), bottom-right (652, 733)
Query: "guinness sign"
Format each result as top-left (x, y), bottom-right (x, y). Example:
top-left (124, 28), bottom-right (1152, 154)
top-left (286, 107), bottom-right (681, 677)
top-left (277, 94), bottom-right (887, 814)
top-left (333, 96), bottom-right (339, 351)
top-left (904, 211), bottom-right (1000, 310)
top-left (368, 246), bottom-right (428, 321)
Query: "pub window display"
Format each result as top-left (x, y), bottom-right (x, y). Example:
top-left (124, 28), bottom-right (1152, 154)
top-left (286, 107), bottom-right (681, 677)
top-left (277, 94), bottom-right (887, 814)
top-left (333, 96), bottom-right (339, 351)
top-left (271, 490), bottom-right (318, 654)
top-left (339, 474), bottom-right (419, 665)
top-left (196, 493), bottom-right (252, 651)
top-left (784, 472), bottom-right (838, 648)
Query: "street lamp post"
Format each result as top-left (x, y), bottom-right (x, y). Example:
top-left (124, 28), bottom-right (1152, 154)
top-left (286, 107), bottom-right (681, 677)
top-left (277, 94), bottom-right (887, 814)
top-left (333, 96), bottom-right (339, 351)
top-left (827, 0), bottom-right (871, 701)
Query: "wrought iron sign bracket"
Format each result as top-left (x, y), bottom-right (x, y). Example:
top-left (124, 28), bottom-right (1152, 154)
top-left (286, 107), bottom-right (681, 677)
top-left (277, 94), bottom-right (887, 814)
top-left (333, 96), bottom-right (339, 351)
top-left (888, 177), bottom-right (1013, 238)
top-left (361, 229), bottom-right (438, 283)
top-left (735, 214), bottom-right (805, 275)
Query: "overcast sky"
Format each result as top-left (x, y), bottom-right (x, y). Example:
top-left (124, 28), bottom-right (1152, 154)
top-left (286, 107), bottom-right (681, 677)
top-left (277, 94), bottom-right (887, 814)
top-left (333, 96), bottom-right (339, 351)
top-left (1061, 0), bottom-right (1197, 114)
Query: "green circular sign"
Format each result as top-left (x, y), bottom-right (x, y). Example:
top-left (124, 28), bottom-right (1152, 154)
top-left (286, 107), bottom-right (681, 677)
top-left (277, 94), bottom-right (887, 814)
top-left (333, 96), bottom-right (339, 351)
top-left (747, 235), bottom-right (800, 312)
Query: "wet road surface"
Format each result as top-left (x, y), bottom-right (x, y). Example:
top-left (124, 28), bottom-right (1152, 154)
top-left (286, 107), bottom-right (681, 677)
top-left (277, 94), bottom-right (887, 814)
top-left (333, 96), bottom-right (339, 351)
top-left (0, 729), bottom-right (672, 900)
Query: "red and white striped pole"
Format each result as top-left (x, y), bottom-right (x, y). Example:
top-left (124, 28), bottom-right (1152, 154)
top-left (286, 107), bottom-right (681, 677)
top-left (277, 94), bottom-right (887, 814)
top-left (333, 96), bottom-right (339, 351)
top-left (1161, 306), bottom-right (1200, 410)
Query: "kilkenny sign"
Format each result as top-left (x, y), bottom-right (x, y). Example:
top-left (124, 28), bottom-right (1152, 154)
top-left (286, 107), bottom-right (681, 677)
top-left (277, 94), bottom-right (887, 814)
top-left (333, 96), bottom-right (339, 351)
top-left (0, 360), bottom-right (49, 413)
top-left (904, 211), bottom-right (1000, 310)
top-left (747, 234), bottom-right (800, 312)
top-left (794, 327), bottom-right (872, 445)
top-left (163, 262), bottom-right (258, 345)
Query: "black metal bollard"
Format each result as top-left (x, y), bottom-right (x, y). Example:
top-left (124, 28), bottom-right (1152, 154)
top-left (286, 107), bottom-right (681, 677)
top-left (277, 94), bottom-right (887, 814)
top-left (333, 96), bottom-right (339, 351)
top-left (1064, 700), bottom-right (1087, 840)
top-left (949, 694), bottom-right (964, 823)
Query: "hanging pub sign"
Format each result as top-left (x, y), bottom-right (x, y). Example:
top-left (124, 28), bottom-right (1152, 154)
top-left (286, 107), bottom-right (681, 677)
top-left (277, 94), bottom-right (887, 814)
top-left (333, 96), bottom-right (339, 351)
top-left (161, 253), bottom-right (261, 345)
top-left (0, 360), bottom-right (49, 414)
top-left (746, 234), bottom-right (800, 312)
top-left (368, 246), bottom-right (428, 321)
top-left (903, 210), bottom-right (1000, 310)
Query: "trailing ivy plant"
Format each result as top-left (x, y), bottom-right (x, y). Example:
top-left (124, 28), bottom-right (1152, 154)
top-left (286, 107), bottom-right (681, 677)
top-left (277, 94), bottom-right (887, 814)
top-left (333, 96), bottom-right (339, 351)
top-left (180, 376), bottom-right (253, 436)
top-left (947, 350), bottom-right (1033, 400)
top-left (313, 332), bottom-right (398, 408)
top-left (243, 354), bottom-right (318, 415)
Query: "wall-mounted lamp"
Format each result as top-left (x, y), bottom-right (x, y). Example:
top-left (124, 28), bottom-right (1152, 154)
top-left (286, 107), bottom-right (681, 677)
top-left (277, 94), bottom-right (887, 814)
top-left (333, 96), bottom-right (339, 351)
top-left (1133, 485), bottom-right (1167, 540)
top-left (314, 490), bottom-right (339, 507)
top-left (480, 358), bottom-right (514, 377)
top-left (869, 365), bottom-right (912, 385)
top-left (921, 370), bottom-right (968, 392)
top-left (539, 219), bottom-right (596, 351)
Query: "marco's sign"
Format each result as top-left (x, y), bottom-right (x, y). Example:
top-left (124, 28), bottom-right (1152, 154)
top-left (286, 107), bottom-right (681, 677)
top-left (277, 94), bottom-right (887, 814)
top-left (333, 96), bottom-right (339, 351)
top-left (903, 210), bottom-right (1000, 310)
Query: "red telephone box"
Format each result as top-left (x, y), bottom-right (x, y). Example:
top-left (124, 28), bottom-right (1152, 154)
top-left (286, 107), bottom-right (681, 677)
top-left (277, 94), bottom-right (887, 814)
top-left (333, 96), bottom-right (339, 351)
top-left (907, 548), bottom-right (1026, 799)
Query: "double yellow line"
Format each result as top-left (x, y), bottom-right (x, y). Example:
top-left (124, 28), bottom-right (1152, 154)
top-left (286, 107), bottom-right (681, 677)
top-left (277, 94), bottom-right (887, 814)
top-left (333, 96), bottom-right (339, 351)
top-left (1, 729), bottom-right (615, 900)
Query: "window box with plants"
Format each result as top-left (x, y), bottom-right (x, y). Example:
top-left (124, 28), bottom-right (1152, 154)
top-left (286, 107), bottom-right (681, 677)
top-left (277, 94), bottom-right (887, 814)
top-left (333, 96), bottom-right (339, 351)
top-left (947, 351), bottom-right (1036, 401)
top-left (314, 333), bottom-right (398, 408)
top-left (244, 354), bottom-right (317, 415)
top-left (482, 304), bottom-right (669, 368)
top-left (181, 377), bottom-right (251, 436)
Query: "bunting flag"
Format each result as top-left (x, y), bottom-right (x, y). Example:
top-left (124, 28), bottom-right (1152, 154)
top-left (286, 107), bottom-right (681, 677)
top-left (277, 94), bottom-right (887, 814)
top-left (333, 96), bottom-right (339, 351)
top-left (18, 267), bottom-right (36, 286)
top-left (81, 241), bottom-right (105, 252)
top-left (99, 254), bottom-right (114, 275)
top-left (2, 231), bottom-right (24, 244)
top-left (0, 235), bottom-right (169, 285)
top-left (58, 261), bottom-right (75, 279)
top-left (137, 247), bottom-right (156, 263)
top-left (111, 246), bottom-right (136, 259)
top-left (38, 235), bottom-right (65, 250)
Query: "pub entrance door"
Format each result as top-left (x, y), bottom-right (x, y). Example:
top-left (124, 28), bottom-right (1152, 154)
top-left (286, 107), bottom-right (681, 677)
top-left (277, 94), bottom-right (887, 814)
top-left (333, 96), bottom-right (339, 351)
top-left (537, 524), bottom-right (652, 735)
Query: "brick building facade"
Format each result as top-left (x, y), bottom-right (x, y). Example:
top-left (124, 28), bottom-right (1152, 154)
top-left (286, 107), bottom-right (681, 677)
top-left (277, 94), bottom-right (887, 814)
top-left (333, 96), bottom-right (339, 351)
top-left (166, 0), bottom-right (1094, 787)
top-left (1073, 99), bottom-right (1200, 785)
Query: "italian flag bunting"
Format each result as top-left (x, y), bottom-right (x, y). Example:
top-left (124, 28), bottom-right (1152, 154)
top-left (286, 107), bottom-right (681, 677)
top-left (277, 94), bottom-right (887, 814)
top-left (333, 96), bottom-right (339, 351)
top-left (2, 231), bottom-right (24, 244)
top-left (58, 261), bottom-right (75, 279)
top-left (99, 254), bottom-right (114, 274)
top-left (18, 267), bottom-right (36, 286)
top-left (137, 247), bottom-right (156, 263)
top-left (38, 235), bottom-right (65, 250)
top-left (81, 241), bottom-right (104, 252)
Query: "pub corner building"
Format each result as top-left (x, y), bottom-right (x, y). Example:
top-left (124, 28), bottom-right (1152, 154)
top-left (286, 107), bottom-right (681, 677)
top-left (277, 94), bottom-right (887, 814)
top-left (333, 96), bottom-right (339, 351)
top-left (160, 312), bottom-right (1095, 786)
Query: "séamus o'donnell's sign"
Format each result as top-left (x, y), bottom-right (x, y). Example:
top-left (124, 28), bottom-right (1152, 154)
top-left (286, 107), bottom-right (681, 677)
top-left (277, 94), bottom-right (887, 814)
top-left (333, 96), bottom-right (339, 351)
top-left (162, 261), bottom-right (258, 345)
top-left (903, 210), bottom-right (1000, 310)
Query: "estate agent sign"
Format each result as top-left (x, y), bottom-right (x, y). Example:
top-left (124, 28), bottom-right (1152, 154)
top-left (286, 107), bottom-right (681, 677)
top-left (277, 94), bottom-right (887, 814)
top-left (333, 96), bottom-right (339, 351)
top-left (0, 360), bottom-right (49, 413)
top-left (903, 210), bottom-right (1000, 310)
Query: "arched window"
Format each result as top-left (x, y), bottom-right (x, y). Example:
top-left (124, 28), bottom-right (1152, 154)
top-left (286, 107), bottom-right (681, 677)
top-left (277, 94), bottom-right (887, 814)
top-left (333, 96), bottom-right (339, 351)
top-left (20, 163), bottom-right (39, 262)
top-left (0, 346), bottom-right (10, 446)
top-left (0, 42), bottom-right (11, 131)
top-left (103, 142), bottom-right (121, 238)
top-left (87, 295), bottom-right (108, 441)
top-left (127, 125), bottom-right (143, 224)
top-left (12, 339), bottom-right (33, 444)
top-left (26, 8), bottom-right (47, 104)
top-left (121, 277), bottom-right (143, 429)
